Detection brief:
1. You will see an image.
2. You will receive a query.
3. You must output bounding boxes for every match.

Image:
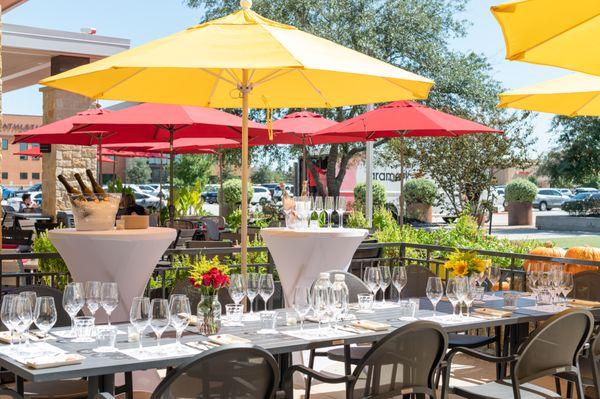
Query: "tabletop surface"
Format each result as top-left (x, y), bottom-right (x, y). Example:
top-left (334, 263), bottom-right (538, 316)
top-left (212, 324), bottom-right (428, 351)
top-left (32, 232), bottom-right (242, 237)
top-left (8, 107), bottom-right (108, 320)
top-left (13, 213), bottom-right (51, 219)
top-left (47, 227), bottom-right (176, 238)
top-left (0, 294), bottom-right (584, 383)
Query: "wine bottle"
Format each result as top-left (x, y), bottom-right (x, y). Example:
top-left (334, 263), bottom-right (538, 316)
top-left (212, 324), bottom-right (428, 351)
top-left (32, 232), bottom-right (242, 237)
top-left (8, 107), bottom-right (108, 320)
top-left (58, 174), bottom-right (82, 196)
top-left (85, 169), bottom-right (107, 200)
top-left (74, 173), bottom-right (97, 200)
top-left (301, 179), bottom-right (309, 197)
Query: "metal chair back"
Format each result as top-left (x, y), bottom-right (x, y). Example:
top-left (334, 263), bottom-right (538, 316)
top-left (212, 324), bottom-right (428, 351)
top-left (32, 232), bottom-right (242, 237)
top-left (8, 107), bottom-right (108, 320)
top-left (401, 264), bottom-right (436, 298)
top-left (1, 205), bottom-right (15, 228)
top-left (573, 271), bottom-right (600, 301)
top-left (2, 228), bottom-right (33, 249)
top-left (6, 285), bottom-right (72, 327)
top-left (325, 270), bottom-right (370, 303)
top-left (349, 321), bottom-right (447, 398)
top-left (151, 345), bottom-right (279, 399)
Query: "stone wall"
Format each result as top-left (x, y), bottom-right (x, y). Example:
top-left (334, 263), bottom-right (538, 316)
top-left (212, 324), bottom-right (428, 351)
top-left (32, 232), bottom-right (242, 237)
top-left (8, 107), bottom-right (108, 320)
top-left (54, 145), bottom-right (97, 211)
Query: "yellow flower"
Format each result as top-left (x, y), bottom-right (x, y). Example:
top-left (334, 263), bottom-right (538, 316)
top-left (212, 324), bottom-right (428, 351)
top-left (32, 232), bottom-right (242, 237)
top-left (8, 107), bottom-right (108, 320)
top-left (453, 261), bottom-right (469, 277)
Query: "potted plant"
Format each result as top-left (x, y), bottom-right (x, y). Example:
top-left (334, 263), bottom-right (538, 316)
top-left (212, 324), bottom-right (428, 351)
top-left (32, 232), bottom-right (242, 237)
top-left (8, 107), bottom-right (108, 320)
top-left (188, 256), bottom-right (230, 335)
top-left (505, 179), bottom-right (537, 226)
top-left (222, 178), bottom-right (254, 219)
top-left (404, 178), bottom-right (437, 223)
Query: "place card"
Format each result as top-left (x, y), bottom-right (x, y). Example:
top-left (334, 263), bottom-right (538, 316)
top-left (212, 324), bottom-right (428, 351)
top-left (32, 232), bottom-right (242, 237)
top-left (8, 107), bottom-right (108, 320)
top-left (120, 343), bottom-right (200, 361)
top-left (282, 327), bottom-right (355, 341)
top-left (0, 331), bottom-right (53, 344)
top-left (26, 353), bottom-right (85, 369)
top-left (351, 320), bottom-right (390, 331)
top-left (473, 308), bottom-right (513, 318)
top-left (208, 334), bottom-right (250, 345)
top-left (567, 299), bottom-right (600, 309)
top-left (419, 314), bottom-right (484, 326)
top-left (0, 342), bottom-right (69, 365)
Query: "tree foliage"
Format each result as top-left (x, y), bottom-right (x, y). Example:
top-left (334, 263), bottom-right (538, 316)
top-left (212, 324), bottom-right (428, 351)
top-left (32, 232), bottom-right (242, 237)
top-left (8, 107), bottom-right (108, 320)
top-left (173, 154), bottom-right (214, 188)
top-left (126, 158), bottom-right (151, 184)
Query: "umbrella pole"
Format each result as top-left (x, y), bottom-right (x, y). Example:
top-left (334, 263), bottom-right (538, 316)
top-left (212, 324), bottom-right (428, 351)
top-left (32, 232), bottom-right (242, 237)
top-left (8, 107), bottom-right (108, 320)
top-left (158, 155), bottom-right (164, 215)
top-left (218, 150), bottom-right (224, 218)
top-left (97, 135), bottom-right (103, 183)
top-left (169, 129), bottom-right (175, 224)
top-left (398, 133), bottom-right (405, 228)
top-left (240, 70), bottom-right (250, 276)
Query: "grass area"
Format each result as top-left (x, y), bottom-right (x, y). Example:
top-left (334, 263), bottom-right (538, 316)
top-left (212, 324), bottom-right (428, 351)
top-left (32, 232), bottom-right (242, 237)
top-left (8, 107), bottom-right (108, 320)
top-left (550, 235), bottom-right (600, 248)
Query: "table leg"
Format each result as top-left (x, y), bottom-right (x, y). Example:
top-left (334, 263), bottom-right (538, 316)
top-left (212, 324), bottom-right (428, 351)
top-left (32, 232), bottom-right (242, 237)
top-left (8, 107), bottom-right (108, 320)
top-left (87, 377), bottom-right (99, 399)
top-left (100, 374), bottom-right (115, 394)
top-left (16, 376), bottom-right (24, 397)
top-left (278, 353), bottom-right (291, 389)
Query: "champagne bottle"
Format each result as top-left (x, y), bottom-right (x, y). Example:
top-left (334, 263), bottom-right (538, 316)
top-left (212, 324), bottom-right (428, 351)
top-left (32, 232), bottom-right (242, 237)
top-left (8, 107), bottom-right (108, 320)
top-left (74, 173), bottom-right (97, 200)
top-left (85, 169), bottom-right (107, 200)
top-left (58, 174), bottom-right (82, 196)
top-left (301, 179), bottom-right (309, 197)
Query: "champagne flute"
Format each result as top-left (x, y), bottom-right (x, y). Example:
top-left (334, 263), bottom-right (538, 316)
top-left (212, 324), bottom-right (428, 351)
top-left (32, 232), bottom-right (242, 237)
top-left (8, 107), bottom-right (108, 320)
top-left (336, 197), bottom-right (347, 228)
top-left (391, 266), bottom-right (408, 302)
top-left (19, 291), bottom-right (36, 346)
top-left (149, 299), bottom-right (170, 347)
top-left (229, 274), bottom-right (246, 305)
top-left (85, 281), bottom-right (102, 317)
top-left (169, 295), bottom-right (191, 348)
top-left (313, 196), bottom-right (324, 227)
top-left (245, 272), bottom-right (259, 316)
top-left (293, 286), bottom-right (311, 331)
top-left (426, 277), bottom-right (443, 317)
top-left (34, 296), bottom-right (57, 340)
top-left (63, 282), bottom-right (84, 335)
top-left (446, 278), bottom-right (460, 319)
top-left (130, 296), bottom-right (150, 350)
top-left (101, 282), bottom-right (119, 326)
top-left (1, 295), bottom-right (18, 346)
top-left (378, 266), bottom-right (391, 304)
top-left (259, 274), bottom-right (275, 311)
top-left (324, 196), bottom-right (335, 228)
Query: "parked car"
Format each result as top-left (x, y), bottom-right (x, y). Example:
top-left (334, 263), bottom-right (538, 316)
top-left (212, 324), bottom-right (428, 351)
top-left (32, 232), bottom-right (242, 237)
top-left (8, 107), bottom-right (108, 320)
top-left (561, 192), bottom-right (594, 211)
top-left (555, 188), bottom-right (573, 197)
top-left (1, 186), bottom-right (15, 199)
top-left (137, 184), bottom-right (157, 193)
top-left (13, 183), bottom-right (42, 196)
top-left (251, 185), bottom-right (272, 205)
top-left (260, 183), bottom-right (280, 196)
top-left (273, 184), bottom-right (294, 202)
top-left (134, 191), bottom-right (161, 208)
top-left (201, 184), bottom-right (220, 204)
top-left (533, 189), bottom-right (570, 211)
top-left (574, 187), bottom-right (599, 195)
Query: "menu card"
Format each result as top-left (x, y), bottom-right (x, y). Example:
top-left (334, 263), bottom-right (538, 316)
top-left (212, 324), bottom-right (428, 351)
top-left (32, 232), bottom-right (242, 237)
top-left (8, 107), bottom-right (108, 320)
top-left (120, 343), bottom-right (200, 361)
top-left (419, 314), bottom-right (485, 326)
top-left (282, 327), bottom-right (356, 341)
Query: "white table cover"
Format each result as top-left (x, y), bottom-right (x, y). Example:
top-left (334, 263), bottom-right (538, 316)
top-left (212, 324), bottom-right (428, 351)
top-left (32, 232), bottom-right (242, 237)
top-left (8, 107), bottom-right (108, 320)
top-left (261, 228), bottom-right (368, 304)
top-left (48, 227), bottom-right (176, 323)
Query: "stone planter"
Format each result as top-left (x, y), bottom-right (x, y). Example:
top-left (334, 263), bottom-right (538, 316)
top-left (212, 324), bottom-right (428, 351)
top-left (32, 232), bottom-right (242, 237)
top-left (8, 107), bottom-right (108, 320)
top-left (406, 203), bottom-right (433, 223)
top-left (507, 202), bottom-right (533, 226)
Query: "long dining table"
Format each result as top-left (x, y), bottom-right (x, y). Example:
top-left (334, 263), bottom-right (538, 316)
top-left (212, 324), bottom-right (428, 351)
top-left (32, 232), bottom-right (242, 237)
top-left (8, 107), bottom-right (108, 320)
top-left (0, 294), bottom-right (595, 399)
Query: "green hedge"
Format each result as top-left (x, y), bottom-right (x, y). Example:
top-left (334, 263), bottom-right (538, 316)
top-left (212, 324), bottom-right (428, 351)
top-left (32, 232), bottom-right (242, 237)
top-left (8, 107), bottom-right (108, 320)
top-left (505, 179), bottom-right (538, 203)
top-left (404, 178), bottom-right (438, 206)
top-left (353, 182), bottom-right (386, 211)
top-left (222, 179), bottom-right (254, 206)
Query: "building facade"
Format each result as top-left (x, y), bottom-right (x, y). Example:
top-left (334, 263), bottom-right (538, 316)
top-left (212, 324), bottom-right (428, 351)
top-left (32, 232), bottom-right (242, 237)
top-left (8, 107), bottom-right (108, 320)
top-left (0, 113), bottom-right (42, 188)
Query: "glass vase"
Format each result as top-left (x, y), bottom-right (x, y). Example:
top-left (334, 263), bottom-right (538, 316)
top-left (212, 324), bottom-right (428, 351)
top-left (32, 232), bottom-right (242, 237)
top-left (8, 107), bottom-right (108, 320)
top-left (197, 294), bottom-right (221, 335)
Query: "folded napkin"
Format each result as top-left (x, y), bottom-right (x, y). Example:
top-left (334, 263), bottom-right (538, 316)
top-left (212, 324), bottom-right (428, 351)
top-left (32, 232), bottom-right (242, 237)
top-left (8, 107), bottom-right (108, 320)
top-left (208, 334), bottom-right (251, 345)
top-left (473, 308), bottom-right (512, 318)
top-left (0, 331), bottom-right (43, 344)
top-left (351, 320), bottom-right (390, 331)
top-left (567, 299), bottom-right (600, 309)
top-left (26, 353), bottom-right (85, 369)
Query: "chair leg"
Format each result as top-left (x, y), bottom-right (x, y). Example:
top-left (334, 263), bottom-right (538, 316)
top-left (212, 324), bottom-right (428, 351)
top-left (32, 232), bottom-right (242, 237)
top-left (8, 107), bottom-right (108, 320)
top-left (567, 380), bottom-right (573, 399)
top-left (555, 377), bottom-right (562, 396)
top-left (305, 349), bottom-right (316, 399)
top-left (574, 374), bottom-right (585, 399)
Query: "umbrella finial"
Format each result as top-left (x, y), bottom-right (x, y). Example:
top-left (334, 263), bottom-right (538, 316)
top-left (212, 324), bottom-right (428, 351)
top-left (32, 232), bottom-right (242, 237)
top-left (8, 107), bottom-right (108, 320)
top-left (240, 0), bottom-right (252, 9)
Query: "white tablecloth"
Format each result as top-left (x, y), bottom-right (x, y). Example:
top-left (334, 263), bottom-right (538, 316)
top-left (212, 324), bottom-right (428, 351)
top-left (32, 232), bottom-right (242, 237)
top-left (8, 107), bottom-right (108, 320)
top-left (48, 227), bottom-right (176, 323)
top-left (261, 228), bottom-right (369, 304)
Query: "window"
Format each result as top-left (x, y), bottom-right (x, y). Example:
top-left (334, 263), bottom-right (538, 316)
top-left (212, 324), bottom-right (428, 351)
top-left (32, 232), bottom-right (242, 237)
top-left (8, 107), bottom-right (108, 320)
top-left (32, 173), bottom-right (40, 180)
top-left (1, 172), bottom-right (7, 179)
top-left (1, 139), bottom-right (8, 150)
top-left (19, 143), bottom-right (28, 161)
top-left (538, 190), bottom-right (550, 195)
top-left (20, 172), bottom-right (28, 180)
top-left (32, 144), bottom-right (40, 160)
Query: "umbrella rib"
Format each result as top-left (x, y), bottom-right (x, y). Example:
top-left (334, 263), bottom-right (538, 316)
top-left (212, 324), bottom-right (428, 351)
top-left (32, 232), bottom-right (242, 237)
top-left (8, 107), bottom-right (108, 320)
top-left (297, 70), bottom-right (331, 107)
top-left (90, 67), bottom-right (147, 99)
top-left (206, 69), bottom-right (224, 107)
top-left (571, 92), bottom-right (600, 117)
top-left (252, 69), bottom-right (296, 87)
top-left (200, 68), bottom-right (238, 87)
top-left (382, 77), bottom-right (420, 98)
top-left (224, 69), bottom-right (242, 86)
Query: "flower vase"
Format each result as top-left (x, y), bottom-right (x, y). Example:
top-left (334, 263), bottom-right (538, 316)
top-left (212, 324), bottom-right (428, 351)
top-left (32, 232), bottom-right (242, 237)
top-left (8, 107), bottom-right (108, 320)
top-left (197, 295), bottom-right (221, 335)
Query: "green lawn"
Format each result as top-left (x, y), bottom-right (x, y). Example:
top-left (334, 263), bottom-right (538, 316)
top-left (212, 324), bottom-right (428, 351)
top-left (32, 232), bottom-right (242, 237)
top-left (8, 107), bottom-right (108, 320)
top-left (550, 235), bottom-right (600, 248)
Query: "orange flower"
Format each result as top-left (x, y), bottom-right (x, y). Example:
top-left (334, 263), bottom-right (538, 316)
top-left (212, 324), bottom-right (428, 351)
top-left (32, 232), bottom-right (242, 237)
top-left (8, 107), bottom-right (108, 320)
top-left (453, 261), bottom-right (469, 277)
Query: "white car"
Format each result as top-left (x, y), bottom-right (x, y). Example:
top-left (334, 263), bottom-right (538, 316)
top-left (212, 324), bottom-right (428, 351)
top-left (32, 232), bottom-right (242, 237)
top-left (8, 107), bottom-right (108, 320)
top-left (273, 185), bottom-right (294, 203)
top-left (251, 185), bottom-right (272, 205)
top-left (134, 191), bottom-right (162, 208)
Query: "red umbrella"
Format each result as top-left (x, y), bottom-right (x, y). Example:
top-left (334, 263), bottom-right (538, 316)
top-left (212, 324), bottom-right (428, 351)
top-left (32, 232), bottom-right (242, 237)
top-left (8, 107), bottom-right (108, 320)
top-left (14, 146), bottom-right (115, 163)
top-left (271, 111), bottom-right (338, 145)
top-left (317, 101), bottom-right (502, 225)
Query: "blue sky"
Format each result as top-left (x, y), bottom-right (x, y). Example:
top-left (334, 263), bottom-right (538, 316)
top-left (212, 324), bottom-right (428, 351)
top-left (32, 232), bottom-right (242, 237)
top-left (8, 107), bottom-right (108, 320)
top-left (3, 0), bottom-right (569, 154)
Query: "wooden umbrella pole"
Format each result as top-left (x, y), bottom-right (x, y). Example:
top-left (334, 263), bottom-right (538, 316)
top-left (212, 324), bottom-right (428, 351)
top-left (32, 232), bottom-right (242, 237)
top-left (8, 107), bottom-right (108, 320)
top-left (398, 132), bottom-right (406, 228)
top-left (97, 135), bottom-right (103, 182)
top-left (169, 129), bottom-right (175, 223)
top-left (218, 150), bottom-right (224, 218)
top-left (240, 70), bottom-right (250, 276)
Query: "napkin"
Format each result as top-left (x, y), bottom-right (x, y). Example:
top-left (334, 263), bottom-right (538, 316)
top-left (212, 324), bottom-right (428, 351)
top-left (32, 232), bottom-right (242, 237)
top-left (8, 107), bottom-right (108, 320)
top-left (567, 299), bottom-right (600, 309)
top-left (473, 308), bottom-right (512, 318)
top-left (26, 353), bottom-right (85, 369)
top-left (208, 334), bottom-right (251, 345)
top-left (351, 320), bottom-right (390, 331)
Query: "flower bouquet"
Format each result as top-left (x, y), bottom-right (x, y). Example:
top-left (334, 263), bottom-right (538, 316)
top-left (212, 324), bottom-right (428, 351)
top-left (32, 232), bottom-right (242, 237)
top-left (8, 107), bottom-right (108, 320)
top-left (443, 250), bottom-right (490, 278)
top-left (189, 256), bottom-right (230, 335)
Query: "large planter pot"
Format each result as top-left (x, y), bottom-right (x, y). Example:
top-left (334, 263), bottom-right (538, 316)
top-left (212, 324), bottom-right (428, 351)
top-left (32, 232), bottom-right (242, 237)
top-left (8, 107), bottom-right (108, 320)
top-left (507, 202), bottom-right (533, 226)
top-left (406, 203), bottom-right (433, 223)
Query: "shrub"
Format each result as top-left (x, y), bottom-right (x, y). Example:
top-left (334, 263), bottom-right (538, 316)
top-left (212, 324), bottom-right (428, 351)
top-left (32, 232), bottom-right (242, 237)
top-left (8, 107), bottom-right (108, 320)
top-left (222, 179), bottom-right (254, 206)
top-left (403, 178), bottom-right (438, 206)
top-left (372, 207), bottom-right (396, 230)
top-left (505, 179), bottom-right (538, 203)
top-left (346, 210), bottom-right (369, 228)
top-left (32, 232), bottom-right (69, 289)
top-left (353, 182), bottom-right (386, 211)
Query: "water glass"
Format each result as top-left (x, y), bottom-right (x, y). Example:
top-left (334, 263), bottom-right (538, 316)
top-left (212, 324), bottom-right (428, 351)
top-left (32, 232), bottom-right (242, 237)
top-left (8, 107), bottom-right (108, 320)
top-left (357, 293), bottom-right (374, 312)
top-left (34, 296), bottom-right (57, 339)
top-left (101, 282), bottom-right (119, 326)
top-left (398, 300), bottom-right (417, 320)
top-left (73, 316), bottom-right (95, 343)
top-left (95, 326), bottom-right (118, 353)
top-left (503, 292), bottom-right (519, 309)
top-left (225, 304), bottom-right (244, 326)
top-left (258, 311), bottom-right (277, 334)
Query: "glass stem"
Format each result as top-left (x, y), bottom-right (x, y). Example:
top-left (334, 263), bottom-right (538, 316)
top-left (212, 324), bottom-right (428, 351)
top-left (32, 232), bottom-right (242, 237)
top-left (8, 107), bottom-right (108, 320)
top-left (157, 333), bottom-right (161, 346)
top-left (107, 313), bottom-right (111, 326)
top-left (300, 319), bottom-right (304, 331)
top-left (176, 330), bottom-right (181, 346)
top-left (433, 303), bottom-right (437, 317)
top-left (9, 329), bottom-right (13, 346)
top-left (249, 298), bottom-right (254, 314)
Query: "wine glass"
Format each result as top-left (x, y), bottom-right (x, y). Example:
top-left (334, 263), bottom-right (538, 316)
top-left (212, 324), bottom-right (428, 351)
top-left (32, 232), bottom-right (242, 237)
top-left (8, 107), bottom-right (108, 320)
top-left (169, 295), bottom-right (191, 348)
top-left (463, 280), bottom-right (476, 317)
top-left (446, 278), bottom-right (460, 319)
top-left (259, 274), bottom-right (275, 311)
top-left (487, 266), bottom-right (501, 291)
top-left (363, 267), bottom-right (381, 302)
top-left (313, 196), bottom-right (323, 227)
top-left (336, 197), bottom-right (347, 228)
top-left (324, 196), bottom-right (335, 228)
top-left (426, 277), bottom-right (443, 317)
top-left (245, 272), bottom-right (260, 316)
top-left (293, 286), bottom-right (311, 331)
top-left (130, 296), bottom-right (150, 350)
top-left (34, 296), bottom-right (57, 340)
top-left (101, 282), bottom-right (119, 326)
top-left (1, 295), bottom-right (17, 346)
top-left (149, 299), bottom-right (170, 347)
top-left (391, 266), bottom-right (408, 302)
top-left (19, 291), bottom-right (36, 346)
top-left (63, 282), bottom-right (85, 334)
top-left (13, 296), bottom-right (33, 351)
top-left (229, 274), bottom-right (246, 305)
top-left (85, 281), bottom-right (102, 317)
top-left (378, 266), bottom-right (392, 304)
top-left (560, 272), bottom-right (574, 305)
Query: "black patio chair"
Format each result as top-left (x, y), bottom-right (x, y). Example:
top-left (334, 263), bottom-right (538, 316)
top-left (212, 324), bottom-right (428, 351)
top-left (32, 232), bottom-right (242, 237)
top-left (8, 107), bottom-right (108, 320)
top-left (5, 285), bottom-right (71, 327)
top-left (1, 205), bottom-right (16, 228)
top-left (285, 321), bottom-right (448, 399)
top-left (34, 221), bottom-right (60, 237)
top-left (573, 270), bottom-right (600, 301)
top-left (444, 308), bottom-right (594, 399)
top-left (574, 326), bottom-right (600, 398)
top-left (98, 345), bottom-right (280, 399)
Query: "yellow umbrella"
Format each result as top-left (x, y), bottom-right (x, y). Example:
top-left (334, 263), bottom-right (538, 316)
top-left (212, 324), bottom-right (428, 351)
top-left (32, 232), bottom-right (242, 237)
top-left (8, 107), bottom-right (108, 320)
top-left (498, 73), bottom-right (600, 116)
top-left (39, 0), bottom-right (434, 273)
top-left (491, 0), bottom-right (600, 75)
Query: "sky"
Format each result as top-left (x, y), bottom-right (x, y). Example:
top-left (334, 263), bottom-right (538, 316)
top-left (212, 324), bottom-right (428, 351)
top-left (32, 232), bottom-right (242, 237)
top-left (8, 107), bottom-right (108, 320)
top-left (3, 0), bottom-right (571, 154)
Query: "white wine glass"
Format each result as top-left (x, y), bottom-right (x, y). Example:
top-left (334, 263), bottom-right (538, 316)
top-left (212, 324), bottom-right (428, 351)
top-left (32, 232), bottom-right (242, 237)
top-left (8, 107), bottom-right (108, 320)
top-left (378, 266), bottom-right (391, 304)
top-left (245, 272), bottom-right (260, 316)
top-left (1, 295), bottom-right (17, 346)
top-left (336, 197), bottom-right (347, 228)
top-left (149, 299), bottom-right (170, 347)
top-left (446, 278), bottom-right (460, 320)
top-left (391, 266), bottom-right (408, 302)
top-left (130, 296), bottom-right (150, 350)
top-left (426, 277), bottom-right (443, 317)
top-left (13, 296), bottom-right (33, 351)
top-left (85, 281), bottom-right (102, 317)
top-left (259, 274), bottom-right (275, 311)
top-left (101, 282), bottom-right (119, 326)
top-left (169, 295), bottom-right (191, 348)
top-left (363, 267), bottom-right (381, 301)
top-left (34, 296), bottom-right (57, 339)
top-left (488, 266), bottom-right (501, 291)
top-left (63, 282), bottom-right (84, 335)
top-left (293, 286), bottom-right (311, 331)
top-left (313, 196), bottom-right (324, 226)
top-left (229, 274), bottom-right (246, 305)
top-left (19, 291), bottom-right (36, 346)
top-left (324, 196), bottom-right (335, 228)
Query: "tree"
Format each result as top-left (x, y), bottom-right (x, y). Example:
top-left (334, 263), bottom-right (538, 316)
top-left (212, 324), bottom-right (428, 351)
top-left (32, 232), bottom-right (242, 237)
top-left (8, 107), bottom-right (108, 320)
top-left (251, 164), bottom-right (292, 184)
top-left (184, 0), bottom-right (532, 200)
top-left (173, 154), bottom-right (214, 187)
top-left (126, 158), bottom-right (151, 184)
